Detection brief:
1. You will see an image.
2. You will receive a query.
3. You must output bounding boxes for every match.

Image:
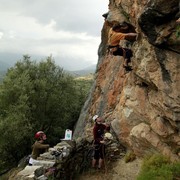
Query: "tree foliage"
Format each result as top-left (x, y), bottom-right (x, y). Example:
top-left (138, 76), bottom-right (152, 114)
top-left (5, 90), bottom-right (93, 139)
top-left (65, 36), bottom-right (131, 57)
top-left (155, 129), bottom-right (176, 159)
top-left (0, 55), bottom-right (93, 171)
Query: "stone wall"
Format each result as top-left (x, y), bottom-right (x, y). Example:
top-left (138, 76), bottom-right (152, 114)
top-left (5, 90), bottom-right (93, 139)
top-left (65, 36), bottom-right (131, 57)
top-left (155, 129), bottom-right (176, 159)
top-left (13, 137), bottom-right (122, 179)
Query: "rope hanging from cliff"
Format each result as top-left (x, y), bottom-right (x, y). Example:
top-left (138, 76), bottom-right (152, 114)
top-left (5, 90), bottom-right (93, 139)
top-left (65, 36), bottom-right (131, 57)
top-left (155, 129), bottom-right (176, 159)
top-left (102, 143), bottom-right (107, 175)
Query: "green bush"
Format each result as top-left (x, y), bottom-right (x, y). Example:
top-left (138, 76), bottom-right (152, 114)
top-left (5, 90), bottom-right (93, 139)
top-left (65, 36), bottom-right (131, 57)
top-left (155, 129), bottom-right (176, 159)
top-left (124, 151), bottom-right (136, 163)
top-left (137, 154), bottom-right (180, 180)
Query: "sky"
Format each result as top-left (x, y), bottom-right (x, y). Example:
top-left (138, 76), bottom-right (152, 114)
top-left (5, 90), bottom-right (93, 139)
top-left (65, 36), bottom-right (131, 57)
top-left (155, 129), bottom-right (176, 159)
top-left (0, 0), bottom-right (109, 71)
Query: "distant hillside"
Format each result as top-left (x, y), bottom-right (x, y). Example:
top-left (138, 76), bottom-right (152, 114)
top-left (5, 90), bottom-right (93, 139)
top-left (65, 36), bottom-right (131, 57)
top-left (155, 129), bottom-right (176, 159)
top-left (0, 53), bottom-right (22, 71)
top-left (0, 61), bottom-right (11, 72)
top-left (68, 64), bottom-right (96, 77)
top-left (75, 73), bottom-right (94, 81)
top-left (0, 63), bottom-right (96, 83)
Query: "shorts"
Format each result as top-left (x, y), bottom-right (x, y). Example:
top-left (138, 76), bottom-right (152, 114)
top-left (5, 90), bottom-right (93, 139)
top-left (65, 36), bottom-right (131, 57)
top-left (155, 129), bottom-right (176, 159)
top-left (93, 144), bottom-right (105, 160)
top-left (113, 47), bottom-right (133, 63)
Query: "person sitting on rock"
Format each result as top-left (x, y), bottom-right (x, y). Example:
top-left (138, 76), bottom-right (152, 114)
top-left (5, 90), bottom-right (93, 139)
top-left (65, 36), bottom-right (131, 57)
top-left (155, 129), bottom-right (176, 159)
top-left (29, 131), bottom-right (50, 166)
top-left (107, 22), bottom-right (137, 71)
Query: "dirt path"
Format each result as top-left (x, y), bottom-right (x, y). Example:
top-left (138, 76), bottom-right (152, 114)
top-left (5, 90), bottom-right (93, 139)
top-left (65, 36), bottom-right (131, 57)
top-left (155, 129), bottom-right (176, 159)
top-left (77, 158), bottom-right (142, 180)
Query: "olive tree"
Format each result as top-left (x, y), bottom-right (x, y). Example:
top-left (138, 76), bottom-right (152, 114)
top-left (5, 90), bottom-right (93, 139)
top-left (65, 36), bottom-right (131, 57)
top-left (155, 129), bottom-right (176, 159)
top-left (0, 55), bottom-right (90, 171)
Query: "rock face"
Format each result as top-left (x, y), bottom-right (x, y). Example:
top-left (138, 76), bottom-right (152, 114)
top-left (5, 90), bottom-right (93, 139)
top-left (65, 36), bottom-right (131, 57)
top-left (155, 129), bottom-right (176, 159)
top-left (73, 0), bottom-right (180, 161)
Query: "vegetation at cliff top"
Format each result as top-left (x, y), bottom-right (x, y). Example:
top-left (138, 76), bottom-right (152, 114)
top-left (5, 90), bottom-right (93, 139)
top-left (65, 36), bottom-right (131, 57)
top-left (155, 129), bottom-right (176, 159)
top-left (0, 55), bottom-right (93, 174)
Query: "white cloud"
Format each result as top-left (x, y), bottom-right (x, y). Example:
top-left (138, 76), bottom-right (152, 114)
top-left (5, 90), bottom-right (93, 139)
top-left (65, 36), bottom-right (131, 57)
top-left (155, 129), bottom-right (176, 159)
top-left (0, 32), bottom-right (4, 39)
top-left (0, 0), bottom-right (109, 70)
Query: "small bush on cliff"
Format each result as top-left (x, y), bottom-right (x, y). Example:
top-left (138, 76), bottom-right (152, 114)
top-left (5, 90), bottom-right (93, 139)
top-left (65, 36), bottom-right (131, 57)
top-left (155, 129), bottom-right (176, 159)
top-left (137, 154), bottom-right (180, 180)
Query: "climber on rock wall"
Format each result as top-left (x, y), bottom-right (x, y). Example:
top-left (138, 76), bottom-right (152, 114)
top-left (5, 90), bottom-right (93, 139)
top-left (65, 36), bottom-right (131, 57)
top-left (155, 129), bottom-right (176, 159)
top-left (107, 22), bottom-right (137, 72)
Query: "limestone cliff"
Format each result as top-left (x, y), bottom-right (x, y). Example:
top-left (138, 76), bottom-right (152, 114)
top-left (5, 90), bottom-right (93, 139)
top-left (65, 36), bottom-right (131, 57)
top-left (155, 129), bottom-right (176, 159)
top-left (73, 0), bottom-right (180, 161)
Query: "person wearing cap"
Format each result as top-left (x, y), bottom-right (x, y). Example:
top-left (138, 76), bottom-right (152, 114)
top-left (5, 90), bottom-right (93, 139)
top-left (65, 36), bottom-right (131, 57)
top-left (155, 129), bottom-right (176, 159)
top-left (29, 131), bottom-right (50, 166)
top-left (107, 22), bottom-right (137, 71)
top-left (92, 115), bottom-right (110, 169)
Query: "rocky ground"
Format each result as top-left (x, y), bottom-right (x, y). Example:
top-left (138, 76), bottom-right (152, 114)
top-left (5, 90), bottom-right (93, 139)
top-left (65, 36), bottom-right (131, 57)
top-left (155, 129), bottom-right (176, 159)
top-left (77, 158), bottom-right (142, 180)
top-left (2, 139), bottom-right (141, 180)
top-left (2, 154), bottom-right (142, 180)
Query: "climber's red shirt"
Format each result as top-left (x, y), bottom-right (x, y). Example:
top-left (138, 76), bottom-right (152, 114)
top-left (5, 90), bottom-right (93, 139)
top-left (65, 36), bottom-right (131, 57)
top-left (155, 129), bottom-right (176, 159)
top-left (93, 123), bottom-right (106, 144)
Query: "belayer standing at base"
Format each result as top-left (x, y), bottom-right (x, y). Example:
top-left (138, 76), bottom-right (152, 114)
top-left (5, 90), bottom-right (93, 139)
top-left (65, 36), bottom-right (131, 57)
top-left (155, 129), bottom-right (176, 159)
top-left (92, 115), bottom-right (110, 169)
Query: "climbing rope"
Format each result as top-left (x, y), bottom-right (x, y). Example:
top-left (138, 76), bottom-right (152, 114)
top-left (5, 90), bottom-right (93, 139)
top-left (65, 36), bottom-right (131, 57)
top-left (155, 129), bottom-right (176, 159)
top-left (102, 143), bottom-right (107, 175)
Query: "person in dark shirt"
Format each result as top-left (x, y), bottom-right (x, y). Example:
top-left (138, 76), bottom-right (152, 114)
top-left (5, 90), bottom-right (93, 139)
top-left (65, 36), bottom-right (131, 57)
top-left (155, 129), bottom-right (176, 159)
top-left (29, 131), bottom-right (49, 165)
top-left (92, 115), bottom-right (109, 169)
